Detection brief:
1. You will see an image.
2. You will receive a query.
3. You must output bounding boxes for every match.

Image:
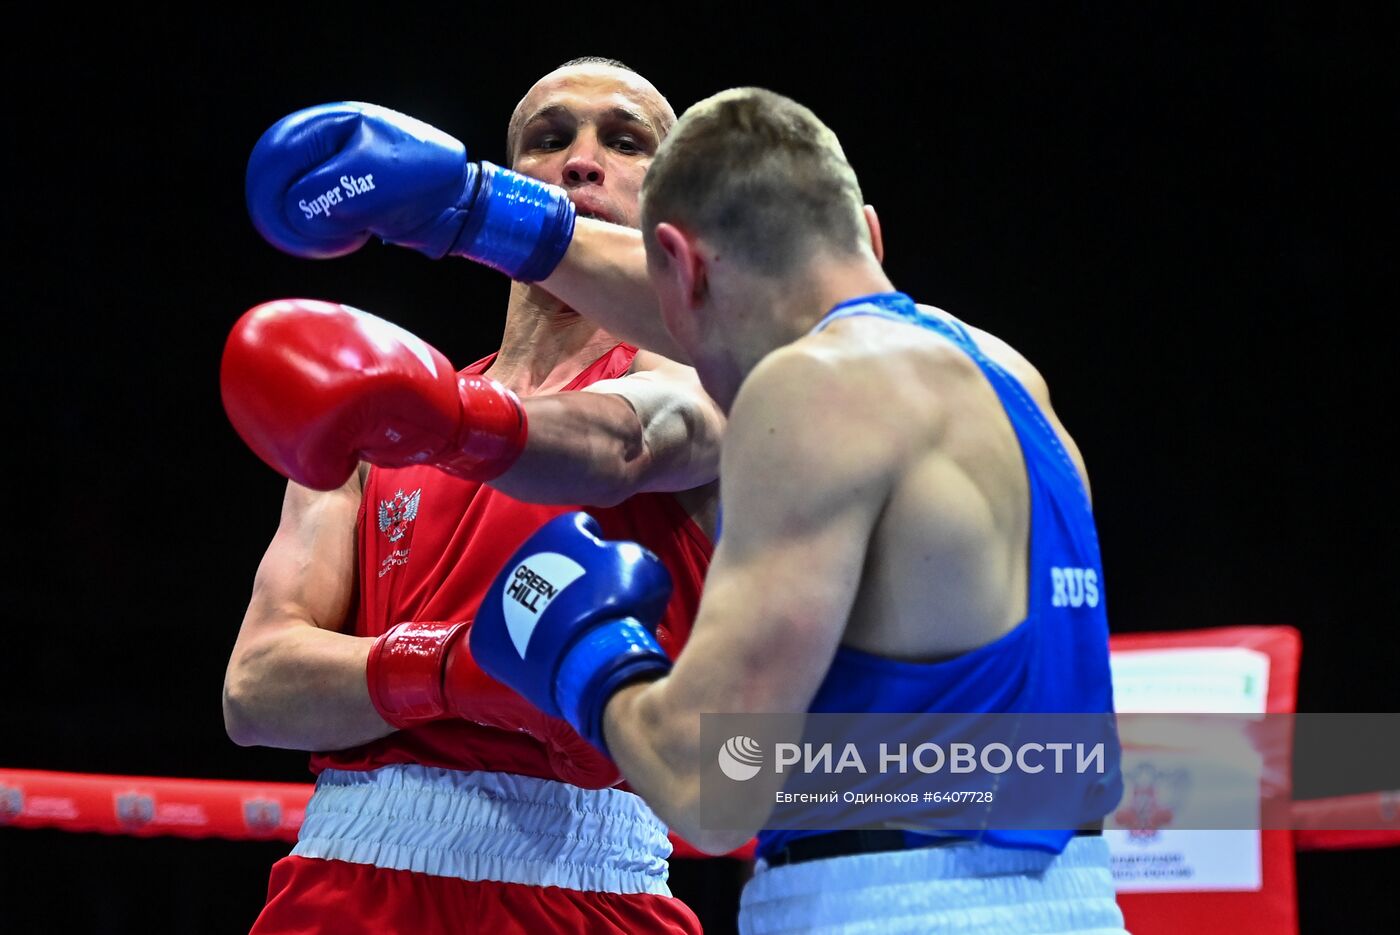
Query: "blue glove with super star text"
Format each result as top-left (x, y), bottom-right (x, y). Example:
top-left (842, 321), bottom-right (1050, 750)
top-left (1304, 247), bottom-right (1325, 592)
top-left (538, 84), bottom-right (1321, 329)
top-left (470, 512), bottom-right (674, 755)
top-left (245, 101), bottom-right (576, 281)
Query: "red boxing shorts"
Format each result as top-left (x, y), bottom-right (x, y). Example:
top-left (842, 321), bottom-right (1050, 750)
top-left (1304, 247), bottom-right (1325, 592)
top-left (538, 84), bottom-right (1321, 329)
top-left (249, 765), bottom-right (700, 934)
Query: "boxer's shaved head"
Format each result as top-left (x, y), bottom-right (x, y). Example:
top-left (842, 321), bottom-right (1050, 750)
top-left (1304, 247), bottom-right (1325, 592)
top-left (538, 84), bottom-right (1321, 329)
top-left (506, 58), bottom-right (676, 168)
top-left (641, 88), bottom-right (868, 274)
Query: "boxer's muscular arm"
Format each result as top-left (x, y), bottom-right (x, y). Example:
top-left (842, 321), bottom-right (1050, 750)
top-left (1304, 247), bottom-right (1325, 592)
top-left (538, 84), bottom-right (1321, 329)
top-left (539, 219), bottom-right (689, 363)
top-left (602, 349), bottom-right (897, 851)
top-left (222, 468), bottom-right (389, 751)
top-left (489, 351), bottom-right (724, 506)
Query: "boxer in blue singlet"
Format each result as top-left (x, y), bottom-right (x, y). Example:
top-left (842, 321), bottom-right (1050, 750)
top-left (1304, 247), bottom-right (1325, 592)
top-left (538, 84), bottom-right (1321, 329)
top-left (470, 87), bottom-right (1128, 933)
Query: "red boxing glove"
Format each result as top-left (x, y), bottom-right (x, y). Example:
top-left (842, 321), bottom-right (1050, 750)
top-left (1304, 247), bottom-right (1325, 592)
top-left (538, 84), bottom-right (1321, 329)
top-left (220, 299), bottom-right (526, 491)
top-left (367, 621), bottom-right (621, 788)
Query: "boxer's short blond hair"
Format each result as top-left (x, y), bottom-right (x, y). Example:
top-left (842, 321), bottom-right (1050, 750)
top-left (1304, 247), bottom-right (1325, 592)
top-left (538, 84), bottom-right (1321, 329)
top-left (641, 87), bottom-right (867, 274)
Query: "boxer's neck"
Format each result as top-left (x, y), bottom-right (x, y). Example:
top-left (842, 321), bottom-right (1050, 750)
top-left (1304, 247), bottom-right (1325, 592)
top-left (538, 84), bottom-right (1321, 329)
top-left (782, 251), bottom-right (895, 339)
top-left (488, 282), bottom-right (620, 395)
top-left (703, 250), bottom-right (893, 408)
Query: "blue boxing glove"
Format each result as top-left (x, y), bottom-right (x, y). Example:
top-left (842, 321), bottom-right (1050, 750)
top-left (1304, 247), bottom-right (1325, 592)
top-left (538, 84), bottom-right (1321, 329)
top-left (245, 102), bottom-right (575, 281)
top-left (470, 513), bottom-right (674, 754)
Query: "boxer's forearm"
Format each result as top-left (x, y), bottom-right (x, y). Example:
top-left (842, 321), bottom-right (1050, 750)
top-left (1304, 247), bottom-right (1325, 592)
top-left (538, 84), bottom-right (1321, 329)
top-left (223, 625), bottom-right (392, 752)
top-left (492, 390), bottom-right (716, 506)
top-left (491, 393), bottom-right (649, 506)
top-left (540, 220), bottom-right (689, 363)
top-left (603, 681), bottom-right (759, 855)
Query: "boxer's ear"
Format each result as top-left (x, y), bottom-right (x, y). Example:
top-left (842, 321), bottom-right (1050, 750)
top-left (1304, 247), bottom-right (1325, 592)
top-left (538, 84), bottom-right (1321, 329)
top-left (654, 222), bottom-right (706, 308)
top-left (863, 205), bottom-right (884, 265)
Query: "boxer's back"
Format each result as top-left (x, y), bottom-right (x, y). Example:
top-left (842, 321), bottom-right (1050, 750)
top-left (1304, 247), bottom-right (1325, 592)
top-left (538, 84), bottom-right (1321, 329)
top-left (799, 304), bottom-right (1089, 663)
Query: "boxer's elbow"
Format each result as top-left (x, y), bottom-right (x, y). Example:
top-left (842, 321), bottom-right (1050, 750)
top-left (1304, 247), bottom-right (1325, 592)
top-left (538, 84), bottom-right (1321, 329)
top-left (223, 711), bottom-right (260, 748)
top-left (595, 439), bottom-right (716, 506)
top-left (588, 421), bottom-right (656, 506)
top-left (222, 670), bottom-right (262, 747)
top-left (621, 684), bottom-right (759, 849)
top-left (566, 445), bottom-right (656, 507)
top-left (221, 638), bottom-right (283, 747)
top-left (666, 784), bottom-right (761, 856)
top-left (588, 395), bottom-right (718, 504)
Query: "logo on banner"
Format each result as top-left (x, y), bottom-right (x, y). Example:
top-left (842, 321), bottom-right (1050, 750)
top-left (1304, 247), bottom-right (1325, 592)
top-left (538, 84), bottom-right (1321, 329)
top-left (718, 736), bottom-right (765, 781)
top-left (0, 785), bottom-right (22, 823)
top-left (115, 792), bottom-right (155, 828)
top-left (243, 798), bottom-right (282, 833)
top-left (1114, 763), bottom-right (1189, 843)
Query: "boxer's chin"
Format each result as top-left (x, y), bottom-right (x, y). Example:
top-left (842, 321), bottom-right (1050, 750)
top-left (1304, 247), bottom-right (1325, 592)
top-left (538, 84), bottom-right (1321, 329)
top-left (572, 199), bottom-right (633, 229)
top-left (577, 209), bottom-right (618, 225)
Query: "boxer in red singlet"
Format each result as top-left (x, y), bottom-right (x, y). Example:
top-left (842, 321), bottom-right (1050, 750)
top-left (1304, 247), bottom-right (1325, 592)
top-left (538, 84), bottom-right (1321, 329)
top-left (223, 59), bottom-right (722, 934)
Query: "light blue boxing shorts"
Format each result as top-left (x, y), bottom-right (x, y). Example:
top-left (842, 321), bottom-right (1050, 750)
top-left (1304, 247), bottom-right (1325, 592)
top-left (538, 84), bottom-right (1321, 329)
top-left (739, 835), bottom-right (1128, 934)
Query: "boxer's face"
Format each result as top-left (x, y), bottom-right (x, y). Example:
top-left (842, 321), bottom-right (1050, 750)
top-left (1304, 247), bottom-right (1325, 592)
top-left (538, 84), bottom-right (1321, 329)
top-left (510, 66), bottom-right (672, 229)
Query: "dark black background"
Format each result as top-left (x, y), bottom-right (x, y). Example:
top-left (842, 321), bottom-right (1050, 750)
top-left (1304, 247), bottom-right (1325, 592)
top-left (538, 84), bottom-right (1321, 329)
top-left (2, 4), bottom-right (1396, 932)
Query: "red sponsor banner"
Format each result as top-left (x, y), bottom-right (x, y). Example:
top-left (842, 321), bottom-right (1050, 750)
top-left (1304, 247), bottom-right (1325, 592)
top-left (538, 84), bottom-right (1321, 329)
top-left (0, 767), bottom-right (756, 858)
top-left (1293, 791), bottom-right (1400, 851)
top-left (0, 768), bottom-right (310, 841)
top-left (1109, 626), bottom-right (1301, 935)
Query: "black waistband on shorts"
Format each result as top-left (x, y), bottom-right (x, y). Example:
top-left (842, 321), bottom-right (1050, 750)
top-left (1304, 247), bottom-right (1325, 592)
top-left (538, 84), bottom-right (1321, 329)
top-left (764, 827), bottom-right (1103, 868)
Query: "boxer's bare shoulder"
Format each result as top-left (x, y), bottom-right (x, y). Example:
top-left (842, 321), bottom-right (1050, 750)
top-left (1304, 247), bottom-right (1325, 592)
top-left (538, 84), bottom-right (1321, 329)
top-left (716, 341), bottom-right (901, 571)
top-left (725, 338), bottom-right (908, 503)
